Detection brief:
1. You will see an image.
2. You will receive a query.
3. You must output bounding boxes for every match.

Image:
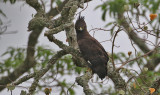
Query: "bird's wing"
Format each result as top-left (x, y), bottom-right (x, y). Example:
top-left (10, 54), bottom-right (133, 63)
top-left (78, 36), bottom-right (109, 64)
top-left (91, 37), bottom-right (109, 61)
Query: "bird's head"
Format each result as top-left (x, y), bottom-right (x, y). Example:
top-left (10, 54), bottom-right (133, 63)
top-left (75, 16), bottom-right (87, 32)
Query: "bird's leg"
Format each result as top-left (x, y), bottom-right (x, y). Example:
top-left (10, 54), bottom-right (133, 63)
top-left (86, 61), bottom-right (92, 72)
top-left (85, 67), bottom-right (94, 79)
top-left (85, 61), bottom-right (94, 78)
top-left (86, 67), bottom-right (92, 73)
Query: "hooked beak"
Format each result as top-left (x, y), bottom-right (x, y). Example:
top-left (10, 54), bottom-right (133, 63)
top-left (79, 27), bottom-right (83, 31)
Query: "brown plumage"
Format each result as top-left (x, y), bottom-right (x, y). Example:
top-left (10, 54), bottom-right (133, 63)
top-left (75, 16), bottom-right (109, 79)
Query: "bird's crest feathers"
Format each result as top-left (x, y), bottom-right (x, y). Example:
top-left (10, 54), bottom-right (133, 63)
top-left (75, 15), bottom-right (87, 32)
top-left (78, 16), bottom-right (85, 21)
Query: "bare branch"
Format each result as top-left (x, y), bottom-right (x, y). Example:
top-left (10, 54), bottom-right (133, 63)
top-left (111, 28), bottom-right (121, 70)
top-left (44, 22), bottom-right (73, 36)
top-left (108, 68), bottom-right (126, 91)
top-left (116, 46), bottom-right (158, 71)
top-left (76, 72), bottom-right (93, 95)
top-left (118, 13), bottom-right (151, 54)
top-left (27, 50), bottom-right (68, 94)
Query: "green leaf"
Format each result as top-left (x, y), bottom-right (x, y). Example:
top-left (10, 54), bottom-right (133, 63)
top-left (20, 90), bottom-right (27, 95)
top-left (102, 3), bottom-right (106, 10)
top-left (10, 0), bottom-right (16, 4)
top-left (102, 10), bottom-right (107, 21)
top-left (94, 5), bottom-right (102, 10)
top-left (118, 90), bottom-right (125, 95)
top-left (0, 9), bottom-right (6, 17)
top-left (105, 22), bottom-right (114, 27)
top-left (56, 0), bottom-right (62, 6)
top-left (61, 80), bottom-right (67, 87)
top-left (0, 19), bottom-right (2, 25)
top-left (68, 89), bottom-right (75, 95)
top-left (143, 67), bottom-right (148, 72)
top-left (75, 67), bottom-right (82, 74)
top-left (3, 0), bottom-right (7, 3)
top-left (119, 52), bottom-right (126, 57)
top-left (1, 51), bottom-right (9, 56)
top-left (124, 5), bottom-right (129, 11)
top-left (7, 84), bottom-right (15, 91)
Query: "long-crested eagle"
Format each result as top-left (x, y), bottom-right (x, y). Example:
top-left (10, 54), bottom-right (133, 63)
top-left (75, 16), bottom-right (109, 79)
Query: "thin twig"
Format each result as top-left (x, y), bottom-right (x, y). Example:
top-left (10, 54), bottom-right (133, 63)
top-left (116, 45), bottom-right (158, 71)
top-left (111, 28), bottom-right (121, 70)
top-left (67, 82), bottom-right (76, 95)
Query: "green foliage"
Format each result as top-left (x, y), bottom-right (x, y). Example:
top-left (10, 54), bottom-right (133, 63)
top-left (0, 9), bottom-right (6, 18)
top-left (1, 0), bottom-right (160, 94)
top-left (95, 0), bottom-right (140, 19)
top-left (20, 90), bottom-right (27, 95)
top-left (56, 80), bottom-right (76, 95)
top-left (118, 90), bottom-right (125, 95)
top-left (142, 0), bottom-right (160, 13)
top-left (35, 46), bottom-right (54, 68)
top-left (30, 46), bottom-right (85, 94)
top-left (3, 0), bottom-right (16, 4)
top-left (1, 47), bottom-right (25, 74)
top-left (96, 0), bottom-right (160, 38)
top-left (0, 46), bottom-right (85, 94)
top-left (112, 52), bottom-right (137, 66)
top-left (56, 0), bottom-right (62, 6)
top-left (0, 9), bottom-right (7, 33)
top-left (95, 3), bottom-right (160, 94)
top-left (6, 83), bottom-right (15, 91)
top-left (129, 71), bottom-right (160, 94)
top-left (68, 88), bottom-right (75, 95)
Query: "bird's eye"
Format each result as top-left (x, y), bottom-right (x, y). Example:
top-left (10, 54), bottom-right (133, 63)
top-left (79, 27), bottom-right (83, 31)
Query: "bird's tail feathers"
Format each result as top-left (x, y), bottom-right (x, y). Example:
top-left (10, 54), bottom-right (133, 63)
top-left (93, 65), bottom-right (107, 80)
top-left (90, 60), bottom-right (107, 80)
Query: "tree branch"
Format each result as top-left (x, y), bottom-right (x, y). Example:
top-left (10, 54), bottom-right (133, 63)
top-left (117, 13), bottom-right (160, 71)
top-left (118, 13), bottom-right (151, 54)
top-left (111, 28), bottom-right (121, 70)
top-left (116, 47), bottom-right (157, 71)
top-left (76, 72), bottom-right (93, 95)
top-left (145, 77), bottom-right (160, 95)
top-left (46, 35), bottom-right (87, 67)
top-left (0, 0), bottom-right (45, 91)
top-left (0, 26), bottom-right (43, 91)
top-left (13, 73), bottom-right (36, 86)
top-left (27, 50), bottom-right (68, 95)
top-left (108, 68), bottom-right (126, 91)
top-left (144, 55), bottom-right (160, 71)
top-left (0, 0), bottom-right (73, 91)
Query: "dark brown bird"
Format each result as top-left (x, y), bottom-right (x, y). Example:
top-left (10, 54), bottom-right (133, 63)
top-left (75, 16), bottom-right (109, 79)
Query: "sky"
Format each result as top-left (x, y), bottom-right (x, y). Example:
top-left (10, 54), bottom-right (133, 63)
top-left (0, 0), bottom-right (155, 95)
